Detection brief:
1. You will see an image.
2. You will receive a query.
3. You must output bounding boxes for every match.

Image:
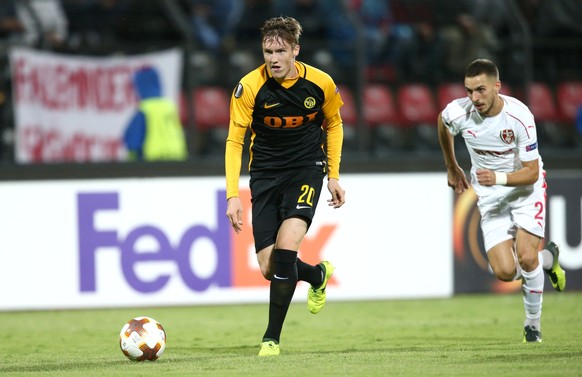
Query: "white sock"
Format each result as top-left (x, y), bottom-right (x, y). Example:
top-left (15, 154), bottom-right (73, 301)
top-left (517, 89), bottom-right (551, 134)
top-left (540, 249), bottom-right (552, 269)
top-left (521, 259), bottom-right (544, 329)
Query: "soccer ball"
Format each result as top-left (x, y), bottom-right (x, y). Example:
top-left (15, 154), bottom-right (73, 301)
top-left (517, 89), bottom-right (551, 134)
top-left (119, 316), bottom-right (166, 361)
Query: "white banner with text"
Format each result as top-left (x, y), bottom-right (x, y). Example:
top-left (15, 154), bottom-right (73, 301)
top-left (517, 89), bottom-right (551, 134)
top-left (9, 47), bottom-right (182, 163)
top-left (0, 173), bottom-right (453, 311)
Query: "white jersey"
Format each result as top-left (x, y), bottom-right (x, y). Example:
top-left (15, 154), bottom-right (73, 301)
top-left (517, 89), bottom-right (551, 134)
top-left (441, 94), bottom-right (544, 200)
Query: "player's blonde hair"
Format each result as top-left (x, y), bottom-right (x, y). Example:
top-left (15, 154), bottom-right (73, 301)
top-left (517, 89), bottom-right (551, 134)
top-left (260, 16), bottom-right (302, 47)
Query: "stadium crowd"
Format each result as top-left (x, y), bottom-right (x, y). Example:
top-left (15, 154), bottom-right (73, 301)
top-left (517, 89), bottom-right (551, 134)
top-left (0, 0), bottom-right (581, 161)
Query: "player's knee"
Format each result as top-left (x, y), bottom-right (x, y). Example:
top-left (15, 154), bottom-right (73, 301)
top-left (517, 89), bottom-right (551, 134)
top-left (256, 246), bottom-right (275, 280)
top-left (259, 263), bottom-right (273, 280)
top-left (517, 252), bottom-right (538, 271)
top-left (491, 265), bottom-right (516, 282)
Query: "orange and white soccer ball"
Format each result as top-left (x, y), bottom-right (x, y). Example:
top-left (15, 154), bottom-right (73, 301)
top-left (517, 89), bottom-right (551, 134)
top-left (119, 316), bottom-right (166, 361)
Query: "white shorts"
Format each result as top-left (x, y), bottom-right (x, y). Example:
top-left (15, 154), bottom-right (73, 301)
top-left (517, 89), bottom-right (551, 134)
top-left (478, 181), bottom-right (546, 252)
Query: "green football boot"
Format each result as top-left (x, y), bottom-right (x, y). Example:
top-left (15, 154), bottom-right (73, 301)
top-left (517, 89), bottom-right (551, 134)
top-left (544, 241), bottom-right (566, 292)
top-left (307, 261), bottom-right (335, 314)
top-left (258, 340), bottom-right (280, 356)
top-left (523, 325), bottom-right (542, 343)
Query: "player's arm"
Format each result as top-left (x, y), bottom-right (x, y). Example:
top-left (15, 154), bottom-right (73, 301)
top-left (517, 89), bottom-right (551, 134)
top-left (323, 113), bottom-right (345, 208)
top-left (225, 120), bottom-right (247, 233)
top-left (321, 80), bottom-right (345, 208)
top-left (226, 78), bottom-right (257, 232)
top-left (321, 80), bottom-right (344, 180)
top-left (225, 120), bottom-right (246, 199)
top-left (324, 112), bottom-right (343, 180)
top-left (438, 112), bottom-right (469, 193)
top-left (476, 159), bottom-right (539, 187)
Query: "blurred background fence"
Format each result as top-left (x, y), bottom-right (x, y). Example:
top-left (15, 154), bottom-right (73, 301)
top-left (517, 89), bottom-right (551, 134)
top-left (0, 0), bottom-right (581, 178)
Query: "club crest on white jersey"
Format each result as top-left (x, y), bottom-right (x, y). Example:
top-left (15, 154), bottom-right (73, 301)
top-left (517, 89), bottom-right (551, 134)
top-left (500, 129), bottom-right (515, 144)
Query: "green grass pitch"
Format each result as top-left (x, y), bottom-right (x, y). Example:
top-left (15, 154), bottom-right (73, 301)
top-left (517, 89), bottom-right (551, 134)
top-left (1, 292), bottom-right (580, 376)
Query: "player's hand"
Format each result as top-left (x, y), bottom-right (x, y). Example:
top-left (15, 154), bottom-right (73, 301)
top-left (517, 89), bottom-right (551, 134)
top-left (476, 169), bottom-right (496, 186)
top-left (327, 178), bottom-right (345, 208)
top-left (226, 197), bottom-right (244, 233)
top-left (447, 166), bottom-right (469, 194)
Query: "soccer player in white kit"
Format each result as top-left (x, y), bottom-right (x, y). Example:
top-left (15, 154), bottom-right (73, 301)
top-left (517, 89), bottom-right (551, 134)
top-left (437, 59), bottom-right (566, 343)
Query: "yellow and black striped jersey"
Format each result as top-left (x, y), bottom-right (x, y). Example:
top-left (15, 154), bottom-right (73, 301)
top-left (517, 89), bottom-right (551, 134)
top-left (225, 61), bottom-right (344, 199)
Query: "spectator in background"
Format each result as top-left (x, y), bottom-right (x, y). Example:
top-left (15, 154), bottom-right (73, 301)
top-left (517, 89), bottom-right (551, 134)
top-left (352, 0), bottom-right (391, 61)
top-left (272, 0), bottom-right (328, 64)
top-left (0, 1), bottom-right (24, 67)
top-left (471, 0), bottom-right (524, 85)
top-left (319, 0), bottom-right (356, 73)
top-left (123, 67), bottom-right (188, 161)
top-left (15, 0), bottom-right (68, 50)
top-left (356, 0), bottom-right (486, 84)
top-left (0, 2), bottom-right (24, 43)
top-left (113, 0), bottom-right (184, 50)
top-left (233, 0), bottom-right (274, 45)
top-left (342, 0), bottom-right (457, 85)
top-left (190, 0), bottom-right (243, 55)
top-left (533, 0), bottom-right (582, 82)
top-left (349, 0), bottom-right (413, 70)
top-left (63, 0), bottom-right (128, 53)
top-left (225, 0), bottom-right (274, 84)
top-left (60, 0), bottom-right (91, 49)
top-left (432, 0), bottom-right (499, 80)
top-left (389, 0), bottom-right (445, 83)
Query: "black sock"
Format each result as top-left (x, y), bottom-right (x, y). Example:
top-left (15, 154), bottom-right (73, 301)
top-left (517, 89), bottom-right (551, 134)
top-left (296, 258), bottom-right (323, 287)
top-left (263, 249), bottom-right (298, 343)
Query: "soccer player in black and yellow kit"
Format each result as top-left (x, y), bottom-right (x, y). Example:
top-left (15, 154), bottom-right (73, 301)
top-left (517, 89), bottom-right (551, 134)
top-left (225, 16), bottom-right (346, 356)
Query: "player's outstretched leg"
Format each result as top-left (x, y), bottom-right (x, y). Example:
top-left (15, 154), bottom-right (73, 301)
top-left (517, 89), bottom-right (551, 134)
top-left (258, 340), bottom-right (280, 356)
top-left (307, 261), bottom-right (335, 314)
top-left (543, 241), bottom-right (566, 292)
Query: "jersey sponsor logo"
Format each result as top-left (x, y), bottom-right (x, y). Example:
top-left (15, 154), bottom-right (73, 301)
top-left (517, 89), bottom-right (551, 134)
top-left (304, 97), bottom-right (316, 109)
top-left (473, 148), bottom-right (513, 157)
top-left (500, 129), bottom-right (515, 144)
top-left (526, 142), bottom-right (538, 152)
top-left (263, 102), bottom-right (280, 109)
top-left (263, 111), bottom-right (318, 129)
top-left (296, 204), bottom-right (312, 209)
top-left (467, 130), bottom-right (477, 138)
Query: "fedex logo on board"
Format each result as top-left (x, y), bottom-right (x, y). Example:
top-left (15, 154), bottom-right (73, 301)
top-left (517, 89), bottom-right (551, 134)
top-left (77, 190), bottom-right (336, 293)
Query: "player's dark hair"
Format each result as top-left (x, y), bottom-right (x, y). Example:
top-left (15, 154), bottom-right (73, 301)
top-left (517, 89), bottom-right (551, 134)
top-left (465, 59), bottom-right (499, 80)
top-left (260, 16), bottom-right (302, 46)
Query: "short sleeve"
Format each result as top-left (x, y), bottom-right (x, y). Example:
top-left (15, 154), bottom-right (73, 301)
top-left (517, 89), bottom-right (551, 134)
top-left (516, 117), bottom-right (539, 162)
top-left (441, 103), bottom-right (461, 136)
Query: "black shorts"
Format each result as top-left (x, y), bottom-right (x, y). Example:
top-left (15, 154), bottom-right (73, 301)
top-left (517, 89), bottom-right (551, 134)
top-left (250, 166), bottom-right (326, 252)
